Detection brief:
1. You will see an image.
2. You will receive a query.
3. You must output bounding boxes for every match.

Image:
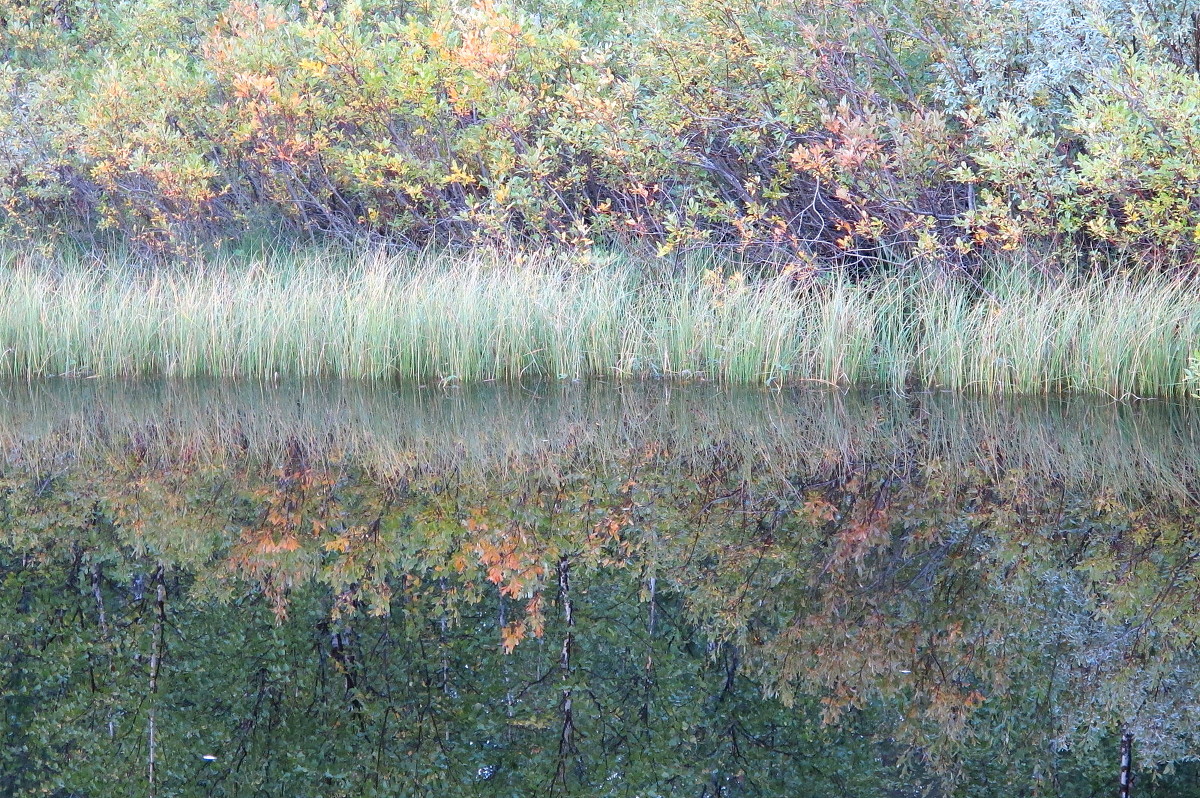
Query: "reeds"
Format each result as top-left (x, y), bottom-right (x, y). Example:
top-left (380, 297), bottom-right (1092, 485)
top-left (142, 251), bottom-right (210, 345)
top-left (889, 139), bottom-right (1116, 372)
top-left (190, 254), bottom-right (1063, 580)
top-left (1, 246), bottom-right (1197, 395)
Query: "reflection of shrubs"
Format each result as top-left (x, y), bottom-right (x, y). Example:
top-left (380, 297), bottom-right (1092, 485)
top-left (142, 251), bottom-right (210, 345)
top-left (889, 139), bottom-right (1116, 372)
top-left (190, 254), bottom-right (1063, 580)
top-left (2, 0), bottom-right (1200, 268)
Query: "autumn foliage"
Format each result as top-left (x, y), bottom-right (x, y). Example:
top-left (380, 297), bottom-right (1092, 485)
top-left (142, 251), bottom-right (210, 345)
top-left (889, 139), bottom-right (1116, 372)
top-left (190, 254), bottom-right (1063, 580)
top-left (3, 0), bottom-right (1200, 267)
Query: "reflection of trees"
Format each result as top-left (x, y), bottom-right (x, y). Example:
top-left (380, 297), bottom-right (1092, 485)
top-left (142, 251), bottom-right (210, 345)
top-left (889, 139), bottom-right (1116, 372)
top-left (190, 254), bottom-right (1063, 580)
top-left (2, 388), bottom-right (1200, 795)
top-left (671, 463), bottom-right (1200, 775)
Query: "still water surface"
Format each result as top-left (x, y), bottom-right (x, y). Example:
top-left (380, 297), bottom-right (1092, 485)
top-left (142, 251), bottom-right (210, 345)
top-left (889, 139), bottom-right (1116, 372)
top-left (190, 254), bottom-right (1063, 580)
top-left (2, 383), bottom-right (1200, 796)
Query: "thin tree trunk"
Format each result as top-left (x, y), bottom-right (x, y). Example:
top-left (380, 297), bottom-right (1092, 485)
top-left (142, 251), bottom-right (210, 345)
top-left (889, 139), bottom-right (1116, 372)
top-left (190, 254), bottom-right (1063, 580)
top-left (148, 567), bottom-right (166, 798)
top-left (642, 572), bottom-right (655, 727)
top-left (500, 588), bottom-right (513, 718)
top-left (555, 556), bottom-right (575, 789)
top-left (92, 562), bottom-right (108, 638)
top-left (1119, 732), bottom-right (1133, 798)
top-left (647, 574), bottom-right (656, 636)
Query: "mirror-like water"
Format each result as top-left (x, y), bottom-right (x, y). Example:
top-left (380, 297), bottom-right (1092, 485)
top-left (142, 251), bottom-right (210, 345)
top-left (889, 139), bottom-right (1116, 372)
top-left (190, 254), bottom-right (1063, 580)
top-left (3, 383), bottom-right (1200, 796)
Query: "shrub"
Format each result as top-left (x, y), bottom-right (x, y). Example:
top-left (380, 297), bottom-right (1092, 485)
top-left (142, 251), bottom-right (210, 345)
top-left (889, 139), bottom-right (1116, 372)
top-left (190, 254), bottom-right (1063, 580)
top-left (1, 0), bottom-right (1200, 270)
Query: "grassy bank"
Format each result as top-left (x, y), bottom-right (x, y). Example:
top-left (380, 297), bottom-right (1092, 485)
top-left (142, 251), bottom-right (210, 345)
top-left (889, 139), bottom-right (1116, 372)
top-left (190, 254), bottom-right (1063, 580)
top-left (1, 248), bottom-right (1198, 395)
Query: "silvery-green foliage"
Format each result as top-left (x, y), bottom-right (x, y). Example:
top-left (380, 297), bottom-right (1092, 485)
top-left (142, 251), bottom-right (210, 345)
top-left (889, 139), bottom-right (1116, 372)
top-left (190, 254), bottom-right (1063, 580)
top-left (1138, 0), bottom-right (1200, 68)
top-left (929, 0), bottom-right (1200, 128)
top-left (0, 67), bottom-right (77, 237)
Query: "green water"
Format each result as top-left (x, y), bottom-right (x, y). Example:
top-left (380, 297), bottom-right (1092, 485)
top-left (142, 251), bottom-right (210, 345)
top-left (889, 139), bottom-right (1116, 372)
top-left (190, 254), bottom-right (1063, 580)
top-left (2, 383), bottom-right (1200, 796)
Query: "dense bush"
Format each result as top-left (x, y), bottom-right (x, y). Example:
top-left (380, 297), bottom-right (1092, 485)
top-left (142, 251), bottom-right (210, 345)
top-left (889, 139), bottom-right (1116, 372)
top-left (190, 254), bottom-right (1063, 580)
top-left (2, 0), bottom-right (1200, 267)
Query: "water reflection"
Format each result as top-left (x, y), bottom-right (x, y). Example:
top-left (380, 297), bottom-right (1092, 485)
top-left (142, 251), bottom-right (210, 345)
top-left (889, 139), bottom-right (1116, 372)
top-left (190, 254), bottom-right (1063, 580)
top-left (1, 383), bottom-right (1199, 796)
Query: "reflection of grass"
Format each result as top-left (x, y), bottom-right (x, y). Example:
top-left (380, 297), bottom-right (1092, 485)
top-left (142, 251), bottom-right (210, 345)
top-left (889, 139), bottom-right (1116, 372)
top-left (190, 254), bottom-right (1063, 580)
top-left (0, 382), bottom-right (1196, 498)
top-left (1, 247), bottom-right (1198, 395)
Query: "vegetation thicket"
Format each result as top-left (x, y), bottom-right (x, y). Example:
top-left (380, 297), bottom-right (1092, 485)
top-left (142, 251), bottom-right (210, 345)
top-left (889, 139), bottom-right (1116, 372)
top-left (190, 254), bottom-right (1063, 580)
top-left (3, 0), bottom-right (1200, 389)
top-left (3, 0), bottom-right (1200, 261)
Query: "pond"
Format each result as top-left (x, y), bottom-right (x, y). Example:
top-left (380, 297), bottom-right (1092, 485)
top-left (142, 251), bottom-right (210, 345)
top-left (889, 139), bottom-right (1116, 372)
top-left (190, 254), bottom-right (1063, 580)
top-left (2, 383), bottom-right (1200, 796)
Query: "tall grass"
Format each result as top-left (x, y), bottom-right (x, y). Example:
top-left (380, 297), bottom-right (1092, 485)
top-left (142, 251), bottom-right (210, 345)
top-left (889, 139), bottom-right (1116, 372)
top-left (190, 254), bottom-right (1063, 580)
top-left (0, 246), bottom-right (1197, 395)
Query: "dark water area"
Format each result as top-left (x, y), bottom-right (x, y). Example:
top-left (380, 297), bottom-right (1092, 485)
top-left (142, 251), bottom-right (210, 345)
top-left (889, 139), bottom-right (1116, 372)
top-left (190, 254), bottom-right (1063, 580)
top-left (3, 382), bottom-right (1200, 797)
